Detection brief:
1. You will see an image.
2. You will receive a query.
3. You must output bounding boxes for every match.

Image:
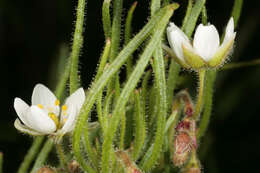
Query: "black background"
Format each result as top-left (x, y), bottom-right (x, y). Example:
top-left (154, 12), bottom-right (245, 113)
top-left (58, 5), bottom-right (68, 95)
top-left (1, 0), bottom-right (260, 172)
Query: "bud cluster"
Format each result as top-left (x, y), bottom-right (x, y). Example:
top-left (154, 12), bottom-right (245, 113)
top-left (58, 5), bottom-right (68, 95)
top-left (173, 117), bottom-right (197, 167)
top-left (171, 90), bottom-right (201, 173)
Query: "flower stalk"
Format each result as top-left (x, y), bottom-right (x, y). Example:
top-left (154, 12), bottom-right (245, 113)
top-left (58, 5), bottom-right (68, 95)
top-left (55, 143), bottom-right (67, 170)
top-left (193, 69), bottom-right (206, 120)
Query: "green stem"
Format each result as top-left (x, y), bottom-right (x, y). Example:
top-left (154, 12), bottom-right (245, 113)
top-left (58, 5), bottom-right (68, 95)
top-left (55, 143), bottom-right (67, 169)
top-left (83, 125), bottom-right (99, 170)
top-left (55, 58), bottom-right (71, 99)
top-left (140, 45), bottom-right (167, 171)
top-left (17, 137), bottom-right (44, 173)
top-left (95, 39), bottom-right (111, 81)
top-left (30, 139), bottom-right (53, 173)
top-left (125, 2), bottom-right (137, 45)
top-left (221, 59), bottom-right (260, 70)
top-left (140, 2), bottom-right (166, 170)
top-left (102, 0), bottom-right (111, 39)
top-left (0, 152), bottom-right (3, 173)
top-left (151, 0), bottom-right (161, 16)
top-left (183, 0), bottom-right (206, 37)
top-left (119, 112), bottom-right (126, 149)
top-left (193, 69), bottom-right (206, 120)
top-left (96, 39), bottom-right (111, 132)
top-left (110, 0), bottom-right (123, 62)
top-left (101, 5), bottom-right (176, 172)
top-left (231, 0), bottom-right (243, 26)
top-left (72, 5), bottom-right (177, 171)
top-left (107, 0), bottom-right (123, 106)
top-left (125, 2), bottom-right (138, 78)
top-left (197, 70), bottom-right (216, 138)
top-left (132, 90), bottom-right (146, 161)
top-left (166, 59), bottom-right (180, 112)
top-left (54, 45), bottom-right (70, 99)
top-left (182, 0), bottom-right (193, 29)
top-left (69, 0), bottom-right (86, 93)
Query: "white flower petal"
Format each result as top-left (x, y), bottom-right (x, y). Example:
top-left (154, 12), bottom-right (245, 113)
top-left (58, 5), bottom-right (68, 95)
top-left (31, 84), bottom-right (60, 115)
top-left (167, 22), bottom-right (192, 61)
top-left (14, 119), bottom-right (44, 136)
top-left (59, 88), bottom-right (85, 134)
top-left (223, 17), bottom-right (235, 42)
top-left (65, 88), bottom-right (85, 112)
top-left (25, 106), bottom-right (57, 134)
top-left (14, 98), bottom-right (31, 127)
top-left (193, 24), bottom-right (220, 61)
top-left (60, 105), bottom-right (77, 134)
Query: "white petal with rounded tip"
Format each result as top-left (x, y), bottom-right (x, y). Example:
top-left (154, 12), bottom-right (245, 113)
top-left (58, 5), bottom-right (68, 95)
top-left (14, 119), bottom-right (44, 136)
top-left (167, 23), bottom-right (192, 61)
top-left (65, 88), bottom-right (85, 112)
top-left (60, 105), bottom-right (77, 134)
top-left (25, 106), bottom-right (56, 134)
top-left (14, 98), bottom-right (31, 127)
top-left (193, 24), bottom-right (220, 61)
top-left (31, 84), bottom-right (59, 115)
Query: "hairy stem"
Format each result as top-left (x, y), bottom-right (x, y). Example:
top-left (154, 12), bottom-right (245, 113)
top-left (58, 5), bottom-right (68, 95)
top-left (193, 69), bottom-right (206, 120)
top-left (69, 0), bottom-right (86, 93)
top-left (30, 139), bottom-right (53, 173)
top-left (17, 137), bottom-right (44, 173)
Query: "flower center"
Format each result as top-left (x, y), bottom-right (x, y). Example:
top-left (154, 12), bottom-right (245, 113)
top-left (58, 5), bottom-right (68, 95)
top-left (37, 100), bottom-right (69, 130)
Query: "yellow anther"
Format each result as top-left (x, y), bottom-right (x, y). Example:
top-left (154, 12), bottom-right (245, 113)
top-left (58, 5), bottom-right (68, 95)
top-left (48, 112), bottom-right (59, 127)
top-left (63, 118), bottom-right (67, 123)
top-left (37, 104), bottom-right (44, 109)
top-left (55, 100), bottom-right (60, 106)
top-left (62, 105), bottom-right (67, 111)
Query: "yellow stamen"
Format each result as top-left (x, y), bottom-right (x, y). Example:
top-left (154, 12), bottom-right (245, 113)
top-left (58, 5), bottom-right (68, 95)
top-left (37, 104), bottom-right (44, 109)
top-left (62, 105), bottom-right (67, 111)
top-left (63, 118), bottom-right (67, 123)
top-left (55, 99), bottom-right (60, 106)
top-left (48, 112), bottom-right (59, 127)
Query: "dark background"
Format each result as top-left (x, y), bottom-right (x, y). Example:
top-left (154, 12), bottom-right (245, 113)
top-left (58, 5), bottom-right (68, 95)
top-left (1, 0), bottom-right (260, 172)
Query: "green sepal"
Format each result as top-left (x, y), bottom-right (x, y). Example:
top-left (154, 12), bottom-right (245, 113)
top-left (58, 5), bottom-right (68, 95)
top-left (182, 44), bottom-right (206, 69)
top-left (14, 119), bottom-right (44, 136)
top-left (162, 44), bottom-right (190, 69)
top-left (208, 39), bottom-right (234, 68)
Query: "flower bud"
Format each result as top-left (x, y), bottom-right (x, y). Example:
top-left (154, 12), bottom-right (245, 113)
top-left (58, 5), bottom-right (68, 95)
top-left (37, 166), bottom-right (55, 173)
top-left (68, 160), bottom-right (81, 173)
top-left (115, 150), bottom-right (143, 173)
top-left (173, 118), bottom-right (197, 167)
top-left (173, 131), bottom-right (192, 166)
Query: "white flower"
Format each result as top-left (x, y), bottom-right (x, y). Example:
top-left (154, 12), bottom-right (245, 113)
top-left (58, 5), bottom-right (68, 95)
top-left (167, 17), bottom-right (236, 69)
top-left (14, 84), bottom-right (85, 136)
